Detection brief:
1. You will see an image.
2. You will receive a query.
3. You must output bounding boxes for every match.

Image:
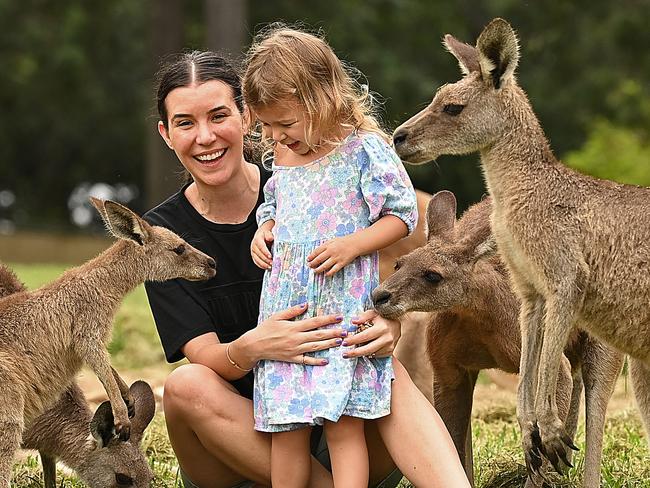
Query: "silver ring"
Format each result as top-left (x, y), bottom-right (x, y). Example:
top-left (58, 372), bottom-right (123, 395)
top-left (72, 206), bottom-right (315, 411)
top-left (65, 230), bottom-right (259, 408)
top-left (368, 352), bottom-right (376, 359)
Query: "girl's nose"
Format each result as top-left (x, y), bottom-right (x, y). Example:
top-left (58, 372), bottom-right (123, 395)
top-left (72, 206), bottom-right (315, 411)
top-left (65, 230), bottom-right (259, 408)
top-left (272, 128), bottom-right (285, 143)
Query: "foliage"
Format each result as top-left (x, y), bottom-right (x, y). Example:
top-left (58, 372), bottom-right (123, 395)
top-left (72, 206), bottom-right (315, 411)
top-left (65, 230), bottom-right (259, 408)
top-left (2, 1), bottom-right (650, 222)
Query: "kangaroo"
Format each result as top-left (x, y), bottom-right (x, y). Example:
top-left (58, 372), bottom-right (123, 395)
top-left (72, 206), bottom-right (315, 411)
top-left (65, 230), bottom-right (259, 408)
top-left (391, 17), bottom-right (649, 485)
top-left (372, 191), bottom-right (623, 487)
top-left (0, 198), bottom-right (216, 487)
top-left (0, 264), bottom-right (155, 488)
top-left (21, 380), bottom-right (155, 488)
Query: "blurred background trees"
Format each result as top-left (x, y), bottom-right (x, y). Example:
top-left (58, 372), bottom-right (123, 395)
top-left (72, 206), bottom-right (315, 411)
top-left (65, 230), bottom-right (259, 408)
top-left (1, 0), bottom-right (649, 232)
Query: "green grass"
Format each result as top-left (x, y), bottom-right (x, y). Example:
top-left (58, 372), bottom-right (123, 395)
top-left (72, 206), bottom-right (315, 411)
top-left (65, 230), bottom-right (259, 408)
top-left (9, 263), bottom-right (650, 487)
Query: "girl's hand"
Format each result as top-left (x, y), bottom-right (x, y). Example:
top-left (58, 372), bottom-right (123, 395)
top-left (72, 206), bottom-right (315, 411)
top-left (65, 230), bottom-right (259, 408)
top-left (242, 303), bottom-right (349, 366)
top-left (251, 223), bottom-right (274, 269)
top-left (342, 309), bottom-right (401, 359)
top-left (307, 235), bottom-right (359, 276)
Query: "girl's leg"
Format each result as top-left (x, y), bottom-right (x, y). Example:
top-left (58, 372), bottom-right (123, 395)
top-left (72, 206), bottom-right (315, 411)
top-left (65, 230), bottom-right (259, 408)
top-left (163, 364), bottom-right (333, 488)
top-left (325, 416), bottom-right (369, 488)
top-left (374, 359), bottom-right (471, 487)
top-left (272, 428), bottom-right (313, 488)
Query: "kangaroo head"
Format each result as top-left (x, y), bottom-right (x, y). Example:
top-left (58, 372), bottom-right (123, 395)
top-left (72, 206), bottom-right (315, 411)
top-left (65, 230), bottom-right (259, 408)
top-left (80, 381), bottom-right (156, 488)
top-left (392, 18), bottom-right (521, 164)
top-left (90, 197), bottom-right (216, 282)
top-left (372, 191), bottom-right (496, 319)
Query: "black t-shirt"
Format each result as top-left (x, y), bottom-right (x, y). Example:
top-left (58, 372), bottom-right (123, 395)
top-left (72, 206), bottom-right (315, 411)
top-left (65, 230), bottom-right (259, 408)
top-left (143, 168), bottom-right (271, 398)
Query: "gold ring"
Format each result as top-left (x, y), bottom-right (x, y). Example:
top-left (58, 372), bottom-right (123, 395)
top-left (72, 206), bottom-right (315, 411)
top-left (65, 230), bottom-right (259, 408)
top-left (301, 353), bottom-right (306, 365)
top-left (356, 320), bottom-right (374, 333)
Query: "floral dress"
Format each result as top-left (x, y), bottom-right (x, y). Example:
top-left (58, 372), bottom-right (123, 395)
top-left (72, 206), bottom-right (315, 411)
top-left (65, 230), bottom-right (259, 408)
top-left (253, 131), bottom-right (417, 432)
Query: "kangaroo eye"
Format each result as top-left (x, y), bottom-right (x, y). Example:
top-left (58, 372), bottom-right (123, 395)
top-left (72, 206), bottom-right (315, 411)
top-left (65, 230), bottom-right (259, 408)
top-left (115, 473), bottom-right (133, 486)
top-left (423, 271), bottom-right (443, 284)
top-left (172, 244), bottom-right (186, 255)
top-left (442, 104), bottom-right (464, 116)
top-left (393, 261), bottom-right (401, 271)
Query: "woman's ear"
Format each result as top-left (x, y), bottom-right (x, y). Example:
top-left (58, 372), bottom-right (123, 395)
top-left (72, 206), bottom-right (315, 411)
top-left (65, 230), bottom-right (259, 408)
top-left (157, 120), bottom-right (174, 150)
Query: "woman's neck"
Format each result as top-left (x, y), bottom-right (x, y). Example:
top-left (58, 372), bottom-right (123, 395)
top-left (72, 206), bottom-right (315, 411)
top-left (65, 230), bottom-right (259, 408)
top-left (187, 162), bottom-right (260, 224)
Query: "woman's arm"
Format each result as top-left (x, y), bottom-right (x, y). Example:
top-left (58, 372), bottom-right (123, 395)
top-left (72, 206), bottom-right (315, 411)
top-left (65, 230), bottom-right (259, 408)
top-left (182, 303), bottom-right (348, 380)
top-left (307, 214), bottom-right (408, 276)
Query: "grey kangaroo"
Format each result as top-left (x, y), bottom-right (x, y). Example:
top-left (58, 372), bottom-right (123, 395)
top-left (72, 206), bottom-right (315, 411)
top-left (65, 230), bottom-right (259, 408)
top-left (21, 380), bottom-right (155, 488)
top-left (391, 17), bottom-right (650, 485)
top-left (0, 198), bottom-right (215, 487)
top-left (372, 191), bottom-right (623, 487)
top-left (0, 264), bottom-right (155, 488)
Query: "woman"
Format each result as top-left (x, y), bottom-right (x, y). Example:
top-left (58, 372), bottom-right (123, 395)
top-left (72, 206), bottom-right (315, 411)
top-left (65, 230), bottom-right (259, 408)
top-left (144, 50), bottom-right (470, 488)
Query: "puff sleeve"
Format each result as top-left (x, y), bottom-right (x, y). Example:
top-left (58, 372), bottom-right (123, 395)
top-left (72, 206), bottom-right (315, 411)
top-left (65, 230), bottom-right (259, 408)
top-left (256, 172), bottom-right (277, 226)
top-left (359, 133), bottom-right (418, 235)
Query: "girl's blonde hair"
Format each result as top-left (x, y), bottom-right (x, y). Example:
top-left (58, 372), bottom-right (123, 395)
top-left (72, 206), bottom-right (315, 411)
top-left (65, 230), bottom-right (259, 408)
top-left (243, 25), bottom-right (388, 150)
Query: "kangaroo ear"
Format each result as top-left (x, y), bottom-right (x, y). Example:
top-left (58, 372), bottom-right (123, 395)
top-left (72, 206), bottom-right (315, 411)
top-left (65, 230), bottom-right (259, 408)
top-left (128, 380), bottom-right (156, 444)
top-left (426, 191), bottom-right (457, 241)
top-left (443, 34), bottom-right (480, 75)
top-left (101, 200), bottom-right (151, 246)
top-left (89, 197), bottom-right (109, 222)
top-left (476, 18), bottom-right (520, 89)
top-left (90, 401), bottom-right (115, 448)
top-left (471, 234), bottom-right (498, 263)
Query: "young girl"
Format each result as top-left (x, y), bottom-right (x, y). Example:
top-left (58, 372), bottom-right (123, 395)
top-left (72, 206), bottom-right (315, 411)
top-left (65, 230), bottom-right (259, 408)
top-left (244, 27), bottom-right (418, 487)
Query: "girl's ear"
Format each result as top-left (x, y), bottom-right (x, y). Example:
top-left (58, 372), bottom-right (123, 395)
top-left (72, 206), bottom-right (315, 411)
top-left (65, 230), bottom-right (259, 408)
top-left (158, 121), bottom-right (174, 150)
top-left (242, 105), bottom-right (253, 133)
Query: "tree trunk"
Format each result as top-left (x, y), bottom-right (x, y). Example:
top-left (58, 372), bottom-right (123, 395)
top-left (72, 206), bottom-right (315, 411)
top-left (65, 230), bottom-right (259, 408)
top-left (145, 0), bottom-right (185, 209)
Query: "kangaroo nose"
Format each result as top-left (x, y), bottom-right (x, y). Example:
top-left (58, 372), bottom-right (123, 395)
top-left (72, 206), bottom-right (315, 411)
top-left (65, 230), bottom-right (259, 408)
top-left (372, 289), bottom-right (391, 308)
top-left (207, 257), bottom-right (216, 269)
top-left (393, 129), bottom-right (408, 148)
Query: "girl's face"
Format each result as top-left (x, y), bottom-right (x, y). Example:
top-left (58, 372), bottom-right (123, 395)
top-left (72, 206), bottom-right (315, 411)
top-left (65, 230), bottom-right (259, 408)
top-left (158, 80), bottom-right (249, 187)
top-left (254, 99), bottom-right (318, 156)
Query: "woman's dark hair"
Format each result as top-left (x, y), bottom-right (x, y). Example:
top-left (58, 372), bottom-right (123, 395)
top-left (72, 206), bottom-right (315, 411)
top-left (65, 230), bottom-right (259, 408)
top-left (155, 51), bottom-right (261, 178)
top-left (156, 50), bottom-right (244, 129)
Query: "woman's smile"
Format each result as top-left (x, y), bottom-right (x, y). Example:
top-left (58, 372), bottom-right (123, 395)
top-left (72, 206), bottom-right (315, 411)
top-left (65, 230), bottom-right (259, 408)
top-left (195, 148), bottom-right (227, 166)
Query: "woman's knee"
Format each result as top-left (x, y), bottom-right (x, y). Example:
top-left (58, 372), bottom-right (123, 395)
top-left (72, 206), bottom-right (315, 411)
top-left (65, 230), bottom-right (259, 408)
top-left (163, 363), bottom-right (236, 417)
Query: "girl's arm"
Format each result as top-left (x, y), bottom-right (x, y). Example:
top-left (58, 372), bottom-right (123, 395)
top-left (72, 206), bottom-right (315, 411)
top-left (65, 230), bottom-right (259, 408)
top-left (251, 219), bottom-right (275, 269)
top-left (307, 214), bottom-right (408, 276)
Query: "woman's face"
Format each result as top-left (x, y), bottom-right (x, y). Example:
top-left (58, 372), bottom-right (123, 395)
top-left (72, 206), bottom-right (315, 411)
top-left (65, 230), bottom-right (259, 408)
top-left (158, 80), bottom-right (249, 188)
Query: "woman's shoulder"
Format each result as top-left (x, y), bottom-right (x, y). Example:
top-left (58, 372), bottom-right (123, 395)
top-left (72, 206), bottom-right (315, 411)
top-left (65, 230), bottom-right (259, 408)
top-left (143, 186), bottom-right (189, 229)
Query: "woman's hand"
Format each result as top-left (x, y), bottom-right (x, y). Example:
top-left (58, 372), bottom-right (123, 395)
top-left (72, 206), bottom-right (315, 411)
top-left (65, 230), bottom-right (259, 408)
top-left (239, 303), bottom-right (348, 366)
top-left (307, 235), bottom-right (360, 276)
top-left (251, 221), bottom-right (275, 269)
top-left (342, 309), bottom-right (402, 359)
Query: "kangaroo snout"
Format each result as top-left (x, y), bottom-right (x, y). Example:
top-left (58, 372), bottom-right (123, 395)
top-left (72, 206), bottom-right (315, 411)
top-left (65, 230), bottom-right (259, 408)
top-left (372, 288), bottom-right (392, 308)
top-left (393, 129), bottom-right (408, 148)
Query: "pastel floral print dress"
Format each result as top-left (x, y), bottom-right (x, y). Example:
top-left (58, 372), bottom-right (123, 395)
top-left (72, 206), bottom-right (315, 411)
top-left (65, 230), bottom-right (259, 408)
top-left (253, 131), bottom-right (417, 432)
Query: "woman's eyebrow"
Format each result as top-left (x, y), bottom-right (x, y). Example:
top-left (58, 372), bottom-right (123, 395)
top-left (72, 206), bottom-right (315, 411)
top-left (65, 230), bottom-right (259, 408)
top-left (170, 105), bottom-right (231, 122)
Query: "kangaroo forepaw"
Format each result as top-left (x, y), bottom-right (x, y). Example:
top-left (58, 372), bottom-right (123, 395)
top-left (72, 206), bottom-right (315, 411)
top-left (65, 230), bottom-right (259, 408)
top-left (537, 415), bottom-right (578, 474)
top-left (115, 419), bottom-right (131, 441)
top-left (523, 422), bottom-right (544, 477)
top-left (125, 394), bottom-right (136, 418)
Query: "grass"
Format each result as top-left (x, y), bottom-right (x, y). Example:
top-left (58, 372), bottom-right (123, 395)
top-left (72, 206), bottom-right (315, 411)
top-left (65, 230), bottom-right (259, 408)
top-left (9, 263), bottom-right (650, 487)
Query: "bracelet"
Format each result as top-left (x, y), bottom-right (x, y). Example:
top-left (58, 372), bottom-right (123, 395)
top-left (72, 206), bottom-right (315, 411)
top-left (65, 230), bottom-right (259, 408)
top-left (226, 342), bottom-right (253, 372)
